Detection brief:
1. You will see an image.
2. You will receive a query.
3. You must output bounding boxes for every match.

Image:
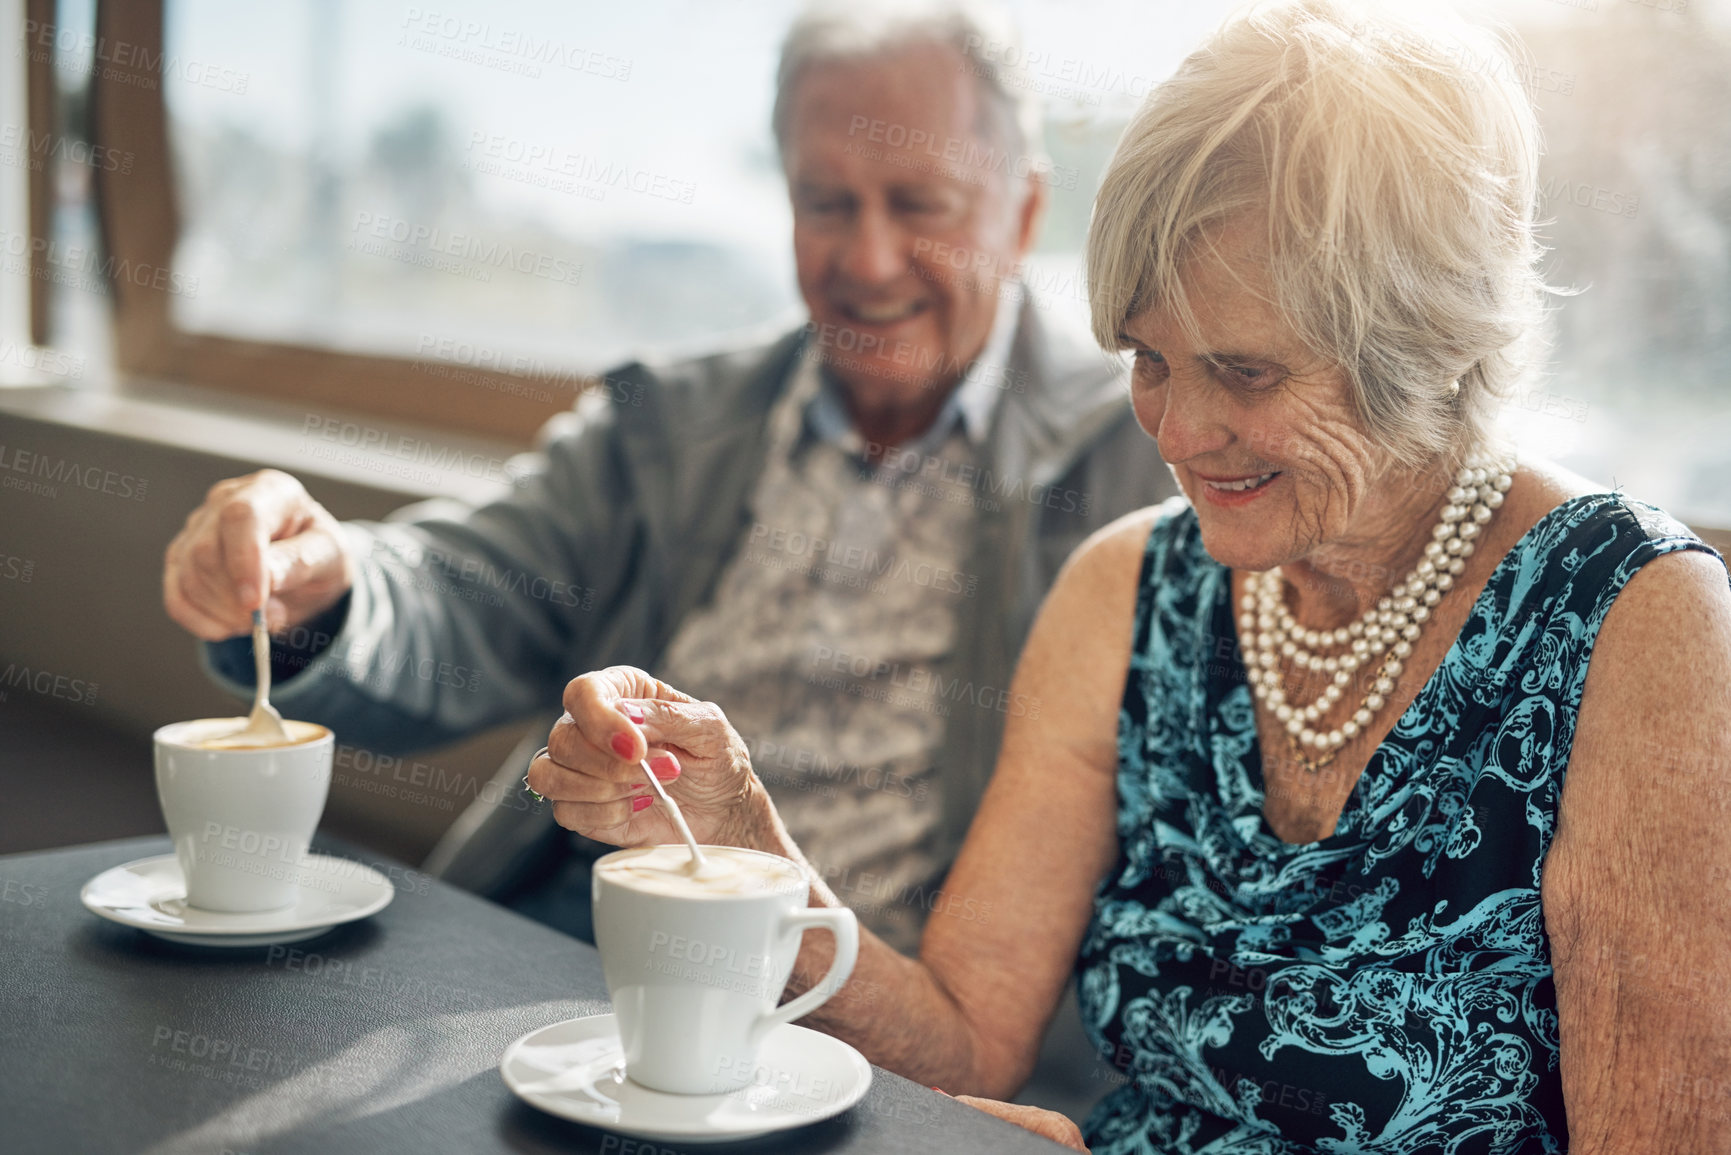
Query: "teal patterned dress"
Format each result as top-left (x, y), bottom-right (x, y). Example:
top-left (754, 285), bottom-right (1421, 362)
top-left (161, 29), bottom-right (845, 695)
top-left (1075, 493), bottom-right (1722, 1154)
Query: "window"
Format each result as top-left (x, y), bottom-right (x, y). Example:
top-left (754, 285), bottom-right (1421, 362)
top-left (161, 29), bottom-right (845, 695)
top-left (164, 0), bottom-right (805, 372)
top-left (23, 0), bottom-right (1731, 529)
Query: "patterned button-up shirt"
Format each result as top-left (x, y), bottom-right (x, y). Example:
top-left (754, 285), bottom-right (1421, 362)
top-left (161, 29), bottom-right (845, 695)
top-left (657, 291), bottom-right (1020, 953)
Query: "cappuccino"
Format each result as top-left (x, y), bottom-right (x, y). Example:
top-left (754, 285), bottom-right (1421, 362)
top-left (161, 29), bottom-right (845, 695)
top-left (592, 843), bottom-right (857, 1094)
top-left (164, 717), bottom-right (329, 751)
top-left (153, 717), bottom-right (334, 912)
top-left (595, 845), bottom-right (805, 899)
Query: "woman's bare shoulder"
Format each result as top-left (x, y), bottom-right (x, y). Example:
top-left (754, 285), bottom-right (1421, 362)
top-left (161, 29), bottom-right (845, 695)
top-left (1501, 456), bottom-right (1602, 533)
top-left (1022, 501), bottom-right (1184, 717)
top-left (1504, 456), bottom-right (1718, 565)
top-left (1065, 497), bottom-right (1188, 584)
top-left (1474, 456), bottom-right (1636, 567)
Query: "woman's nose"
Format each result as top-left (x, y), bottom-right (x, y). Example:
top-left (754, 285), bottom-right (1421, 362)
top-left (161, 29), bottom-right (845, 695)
top-left (1149, 377), bottom-right (1234, 465)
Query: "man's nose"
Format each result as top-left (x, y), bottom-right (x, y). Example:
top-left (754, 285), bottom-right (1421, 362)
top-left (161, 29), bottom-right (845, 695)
top-left (837, 206), bottom-right (908, 286)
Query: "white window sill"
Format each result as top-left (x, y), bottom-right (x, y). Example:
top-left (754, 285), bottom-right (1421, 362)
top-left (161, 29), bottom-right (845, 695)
top-left (0, 372), bottom-right (525, 505)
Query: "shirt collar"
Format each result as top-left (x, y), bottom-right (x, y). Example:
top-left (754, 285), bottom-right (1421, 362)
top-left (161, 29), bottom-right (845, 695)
top-left (801, 282), bottom-right (1022, 458)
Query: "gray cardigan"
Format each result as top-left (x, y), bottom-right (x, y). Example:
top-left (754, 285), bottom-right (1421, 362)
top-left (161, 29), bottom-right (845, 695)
top-left (205, 295), bottom-right (1176, 896)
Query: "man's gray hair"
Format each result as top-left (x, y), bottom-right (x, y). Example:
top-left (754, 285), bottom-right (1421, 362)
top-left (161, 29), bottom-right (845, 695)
top-left (772, 0), bottom-right (1043, 170)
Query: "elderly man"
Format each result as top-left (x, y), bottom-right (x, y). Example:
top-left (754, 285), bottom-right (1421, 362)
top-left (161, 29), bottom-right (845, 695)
top-left (162, 0), bottom-right (1173, 954)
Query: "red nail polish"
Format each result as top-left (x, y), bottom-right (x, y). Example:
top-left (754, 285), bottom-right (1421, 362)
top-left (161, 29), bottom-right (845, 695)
top-left (611, 733), bottom-right (635, 759)
top-left (623, 704), bottom-right (645, 724)
top-left (930, 1086), bottom-right (949, 1095)
top-left (650, 755), bottom-right (679, 780)
top-left (632, 795), bottom-right (654, 812)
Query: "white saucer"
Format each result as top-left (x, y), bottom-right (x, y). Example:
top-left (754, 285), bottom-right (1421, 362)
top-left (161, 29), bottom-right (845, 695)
top-left (501, 1013), bottom-right (872, 1143)
top-left (80, 853), bottom-right (394, 947)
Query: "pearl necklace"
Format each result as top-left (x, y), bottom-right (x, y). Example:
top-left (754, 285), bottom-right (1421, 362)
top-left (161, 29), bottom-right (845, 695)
top-left (1240, 455), bottom-right (1514, 773)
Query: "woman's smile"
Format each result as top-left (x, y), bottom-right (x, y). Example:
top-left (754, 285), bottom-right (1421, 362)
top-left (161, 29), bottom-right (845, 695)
top-left (1193, 468), bottom-right (1283, 507)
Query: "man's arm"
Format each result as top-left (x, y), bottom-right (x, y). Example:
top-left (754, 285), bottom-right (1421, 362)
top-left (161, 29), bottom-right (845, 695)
top-left (181, 392), bottom-right (648, 755)
top-left (1544, 548), bottom-right (1731, 1152)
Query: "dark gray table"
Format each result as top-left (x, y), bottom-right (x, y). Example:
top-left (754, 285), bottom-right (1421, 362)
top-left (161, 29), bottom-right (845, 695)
top-left (0, 837), bottom-right (1069, 1155)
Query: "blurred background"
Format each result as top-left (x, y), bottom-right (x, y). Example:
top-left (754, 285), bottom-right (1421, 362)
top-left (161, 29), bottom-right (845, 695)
top-left (2, 0), bottom-right (1729, 862)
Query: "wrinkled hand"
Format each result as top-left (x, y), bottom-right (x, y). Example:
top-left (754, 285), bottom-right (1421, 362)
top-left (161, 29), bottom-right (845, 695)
top-left (163, 469), bottom-right (353, 639)
top-left (527, 666), bottom-right (768, 850)
top-left (953, 1095), bottom-right (1088, 1152)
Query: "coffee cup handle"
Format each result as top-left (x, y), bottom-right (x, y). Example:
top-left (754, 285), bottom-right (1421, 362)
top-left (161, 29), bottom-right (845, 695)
top-left (754, 906), bottom-right (859, 1041)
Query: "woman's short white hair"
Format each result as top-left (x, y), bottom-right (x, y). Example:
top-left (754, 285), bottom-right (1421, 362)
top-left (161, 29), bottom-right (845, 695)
top-left (772, 0), bottom-right (1044, 178)
top-left (1088, 0), bottom-right (1552, 468)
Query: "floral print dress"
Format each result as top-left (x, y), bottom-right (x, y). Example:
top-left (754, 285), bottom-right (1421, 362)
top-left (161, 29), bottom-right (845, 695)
top-left (1076, 494), bottom-right (1721, 1154)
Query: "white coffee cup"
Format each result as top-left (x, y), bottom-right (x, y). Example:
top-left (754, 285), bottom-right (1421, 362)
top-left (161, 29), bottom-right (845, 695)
top-left (153, 717), bottom-right (333, 913)
top-left (592, 844), bottom-right (859, 1095)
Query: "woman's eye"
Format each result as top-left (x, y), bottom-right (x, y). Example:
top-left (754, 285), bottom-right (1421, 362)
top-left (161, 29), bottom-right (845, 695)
top-left (1220, 362), bottom-right (1279, 388)
top-left (1130, 350), bottom-right (1168, 385)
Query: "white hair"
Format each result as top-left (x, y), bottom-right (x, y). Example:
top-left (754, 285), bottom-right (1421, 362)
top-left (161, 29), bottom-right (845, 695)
top-left (1087, 0), bottom-right (1553, 468)
top-left (772, 0), bottom-right (1045, 180)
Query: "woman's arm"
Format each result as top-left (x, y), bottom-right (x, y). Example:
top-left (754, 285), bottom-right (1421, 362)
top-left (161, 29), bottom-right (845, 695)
top-left (533, 507), bottom-right (1156, 1098)
top-left (1544, 548), bottom-right (1731, 1154)
top-left (769, 508), bottom-right (1154, 1096)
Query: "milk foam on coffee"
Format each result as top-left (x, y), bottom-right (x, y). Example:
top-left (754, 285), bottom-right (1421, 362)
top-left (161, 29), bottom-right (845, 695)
top-left (597, 845), bottom-right (804, 899)
top-left (165, 717), bottom-right (329, 750)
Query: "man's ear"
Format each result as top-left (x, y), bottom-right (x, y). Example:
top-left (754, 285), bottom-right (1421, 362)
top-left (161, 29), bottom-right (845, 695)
top-left (1014, 172), bottom-right (1048, 260)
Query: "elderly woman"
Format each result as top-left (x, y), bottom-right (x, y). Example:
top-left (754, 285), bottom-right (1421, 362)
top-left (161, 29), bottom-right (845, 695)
top-left (528, 3), bottom-right (1731, 1151)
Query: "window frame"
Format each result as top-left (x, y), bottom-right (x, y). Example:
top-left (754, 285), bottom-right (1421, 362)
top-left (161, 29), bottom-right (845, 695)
top-left (24, 0), bottom-right (55, 346)
top-left (30, 3), bottom-right (1731, 546)
top-left (82, 0), bottom-right (568, 442)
